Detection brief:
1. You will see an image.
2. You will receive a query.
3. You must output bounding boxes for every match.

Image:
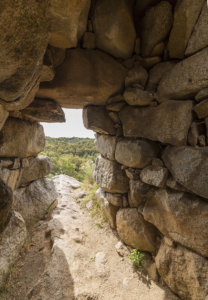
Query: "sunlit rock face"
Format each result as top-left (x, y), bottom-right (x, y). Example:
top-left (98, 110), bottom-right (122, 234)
top-left (1, 1), bottom-right (208, 298)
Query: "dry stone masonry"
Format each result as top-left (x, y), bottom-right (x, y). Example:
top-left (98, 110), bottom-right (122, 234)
top-left (1, 0), bottom-right (208, 299)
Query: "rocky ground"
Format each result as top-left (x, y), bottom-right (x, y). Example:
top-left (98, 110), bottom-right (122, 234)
top-left (1, 175), bottom-right (180, 300)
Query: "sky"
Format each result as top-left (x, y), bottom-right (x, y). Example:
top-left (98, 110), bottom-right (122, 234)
top-left (41, 109), bottom-right (95, 139)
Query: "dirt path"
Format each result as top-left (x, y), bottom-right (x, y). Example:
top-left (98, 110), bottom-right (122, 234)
top-left (2, 175), bottom-right (180, 300)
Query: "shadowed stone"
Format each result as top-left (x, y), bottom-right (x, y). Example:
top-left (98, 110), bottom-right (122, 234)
top-left (120, 101), bottom-right (193, 147)
top-left (144, 187), bottom-right (208, 257)
top-left (0, 118), bottom-right (45, 158)
top-left (20, 99), bottom-right (65, 123)
top-left (49, 0), bottom-right (90, 49)
top-left (140, 1), bottom-right (173, 58)
top-left (21, 155), bottom-right (52, 186)
top-left (156, 242), bottom-right (208, 300)
top-left (37, 49), bottom-right (127, 108)
top-left (156, 48), bottom-right (208, 101)
top-left (162, 146), bottom-right (208, 199)
top-left (93, 156), bottom-right (129, 194)
top-left (116, 208), bottom-right (158, 252)
top-left (0, 0), bottom-right (50, 110)
top-left (115, 138), bottom-right (161, 168)
top-left (92, 0), bottom-right (136, 59)
top-left (83, 106), bottom-right (116, 135)
top-left (168, 0), bottom-right (204, 59)
top-left (14, 178), bottom-right (58, 222)
top-left (94, 133), bottom-right (118, 160)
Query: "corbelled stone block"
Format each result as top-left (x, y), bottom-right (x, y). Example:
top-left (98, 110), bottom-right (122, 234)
top-left (49, 0), bottom-right (90, 49)
top-left (156, 48), bottom-right (208, 101)
top-left (83, 106), bottom-right (116, 135)
top-left (144, 187), bottom-right (208, 257)
top-left (162, 146), bottom-right (208, 199)
top-left (20, 155), bottom-right (52, 186)
top-left (168, 0), bottom-right (204, 59)
top-left (14, 178), bottom-right (58, 222)
top-left (119, 101), bottom-right (193, 147)
top-left (92, 0), bottom-right (136, 59)
top-left (93, 156), bottom-right (129, 193)
top-left (116, 208), bottom-right (158, 252)
top-left (156, 242), bottom-right (208, 300)
top-left (115, 138), bottom-right (161, 168)
top-left (94, 133), bottom-right (118, 160)
top-left (37, 49), bottom-right (127, 108)
top-left (0, 118), bottom-right (45, 158)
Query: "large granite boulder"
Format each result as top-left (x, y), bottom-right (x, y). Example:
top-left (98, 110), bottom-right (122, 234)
top-left (95, 188), bottom-right (119, 229)
top-left (144, 187), bottom-right (208, 257)
top-left (0, 168), bottom-right (23, 191)
top-left (123, 88), bottom-right (153, 106)
top-left (20, 99), bottom-right (65, 123)
top-left (106, 192), bottom-right (123, 207)
top-left (156, 242), bottom-right (208, 300)
top-left (193, 99), bottom-right (208, 119)
top-left (92, 0), bottom-right (136, 59)
top-left (140, 165), bottom-right (168, 187)
top-left (140, 1), bottom-right (173, 58)
top-left (185, 2), bottom-right (208, 57)
top-left (49, 0), bottom-right (90, 49)
top-left (0, 0), bottom-right (50, 111)
top-left (125, 65), bottom-right (148, 88)
top-left (115, 138), bottom-right (161, 168)
top-left (116, 208), bottom-right (157, 252)
top-left (83, 106), bottom-right (116, 135)
top-left (0, 179), bottom-right (13, 231)
top-left (94, 133), bottom-right (118, 160)
top-left (21, 155), bottom-right (52, 186)
top-left (162, 146), bottom-right (208, 199)
top-left (145, 61), bottom-right (177, 93)
top-left (128, 179), bottom-right (151, 208)
top-left (37, 49), bottom-right (127, 108)
top-left (0, 118), bottom-right (45, 158)
top-left (93, 156), bottom-right (129, 194)
top-left (119, 101), bottom-right (193, 147)
top-left (157, 47), bottom-right (208, 101)
top-left (168, 0), bottom-right (204, 59)
top-left (0, 211), bottom-right (26, 289)
top-left (13, 178), bottom-right (58, 223)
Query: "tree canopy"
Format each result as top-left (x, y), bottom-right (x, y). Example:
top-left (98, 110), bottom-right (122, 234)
top-left (41, 137), bottom-right (99, 182)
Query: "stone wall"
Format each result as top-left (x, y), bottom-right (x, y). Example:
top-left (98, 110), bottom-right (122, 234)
top-left (1, 0), bottom-right (208, 299)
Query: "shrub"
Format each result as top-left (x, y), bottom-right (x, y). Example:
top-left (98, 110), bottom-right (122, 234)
top-left (127, 249), bottom-right (145, 268)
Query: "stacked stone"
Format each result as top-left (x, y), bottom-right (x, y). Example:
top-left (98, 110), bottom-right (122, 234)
top-left (81, 2), bottom-right (208, 299)
top-left (1, 0), bottom-right (208, 298)
top-left (0, 117), bottom-right (58, 289)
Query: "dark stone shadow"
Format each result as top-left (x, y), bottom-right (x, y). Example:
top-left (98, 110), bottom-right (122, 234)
top-left (27, 245), bottom-right (75, 300)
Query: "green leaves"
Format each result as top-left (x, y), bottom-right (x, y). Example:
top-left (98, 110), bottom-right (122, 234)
top-left (127, 249), bottom-right (145, 268)
top-left (41, 137), bottom-right (99, 182)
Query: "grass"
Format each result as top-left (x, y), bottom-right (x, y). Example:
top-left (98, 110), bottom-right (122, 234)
top-left (127, 249), bottom-right (145, 268)
top-left (21, 215), bottom-right (36, 254)
top-left (0, 261), bottom-right (16, 298)
top-left (81, 182), bottom-right (108, 225)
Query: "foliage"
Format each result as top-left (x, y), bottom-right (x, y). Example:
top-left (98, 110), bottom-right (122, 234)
top-left (41, 137), bottom-right (99, 182)
top-left (41, 137), bottom-right (107, 224)
top-left (127, 249), bottom-right (145, 268)
top-left (0, 262), bottom-right (15, 298)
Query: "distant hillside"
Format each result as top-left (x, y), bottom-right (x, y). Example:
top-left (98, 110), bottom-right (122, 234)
top-left (41, 137), bottom-right (99, 181)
